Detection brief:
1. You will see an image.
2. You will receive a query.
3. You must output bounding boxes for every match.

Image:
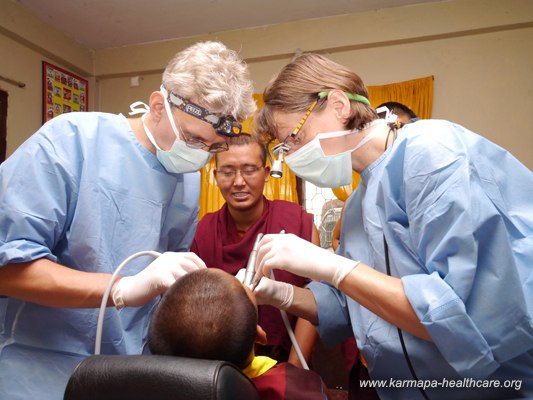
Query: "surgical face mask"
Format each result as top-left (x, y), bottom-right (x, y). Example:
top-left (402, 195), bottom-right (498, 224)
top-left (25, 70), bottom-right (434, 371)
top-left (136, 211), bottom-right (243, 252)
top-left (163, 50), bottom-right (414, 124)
top-left (142, 113), bottom-right (211, 174)
top-left (284, 119), bottom-right (385, 188)
top-left (129, 99), bottom-right (211, 174)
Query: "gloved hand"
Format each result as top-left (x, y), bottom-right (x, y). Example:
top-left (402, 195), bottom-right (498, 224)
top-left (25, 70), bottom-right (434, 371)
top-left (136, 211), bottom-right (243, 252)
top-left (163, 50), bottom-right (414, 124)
top-left (235, 268), bottom-right (248, 285)
top-left (235, 266), bottom-right (255, 289)
top-left (112, 252), bottom-right (206, 309)
top-left (254, 233), bottom-right (360, 289)
top-left (235, 268), bottom-right (293, 310)
top-left (253, 276), bottom-right (294, 310)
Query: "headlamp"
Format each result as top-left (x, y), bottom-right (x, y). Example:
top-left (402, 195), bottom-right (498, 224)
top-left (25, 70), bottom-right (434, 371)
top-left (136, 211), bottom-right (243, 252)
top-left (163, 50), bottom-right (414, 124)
top-left (213, 117), bottom-right (242, 137)
top-left (167, 90), bottom-right (242, 137)
top-left (269, 143), bottom-right (290, 178)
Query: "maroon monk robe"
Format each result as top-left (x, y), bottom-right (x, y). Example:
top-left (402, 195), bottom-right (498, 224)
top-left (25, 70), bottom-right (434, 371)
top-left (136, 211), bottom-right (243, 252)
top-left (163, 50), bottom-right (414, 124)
top-left (191, 196), bottom-right (314, 361)
top-left (252, 363), bottom-right (328, 400)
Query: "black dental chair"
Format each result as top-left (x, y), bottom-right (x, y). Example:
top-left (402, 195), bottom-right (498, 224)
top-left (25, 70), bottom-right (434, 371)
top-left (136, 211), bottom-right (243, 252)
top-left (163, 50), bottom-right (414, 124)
top-left (64, 354), bottom-right (260, 400)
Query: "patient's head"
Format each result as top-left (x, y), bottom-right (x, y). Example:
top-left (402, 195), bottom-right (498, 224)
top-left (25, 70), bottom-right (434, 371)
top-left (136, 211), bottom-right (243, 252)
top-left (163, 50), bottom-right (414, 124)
top-left (377, 101), bottom-right (418, 125)
top-left (148, 268), bottom-right (265, 368)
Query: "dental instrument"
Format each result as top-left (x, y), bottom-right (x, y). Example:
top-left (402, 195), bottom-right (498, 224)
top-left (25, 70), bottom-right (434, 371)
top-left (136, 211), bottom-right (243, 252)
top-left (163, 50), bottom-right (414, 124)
top-left (243, 233), bottom-right (263, 288)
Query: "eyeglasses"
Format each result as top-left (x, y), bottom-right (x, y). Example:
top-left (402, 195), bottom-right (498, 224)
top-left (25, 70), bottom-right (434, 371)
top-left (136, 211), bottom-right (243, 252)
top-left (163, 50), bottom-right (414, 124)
top-left (183, 136), bottom-right (229, 153)
top-left (216, 166), bottom-right (264, 181)
top-left (174, 115), bottom-right (229, 154)
top-left (167, 91), bottom-right (242, 137)
top-left (279, 91), bottom-right (371, 148)
top-left (281, 99), bottom-right (319, 148)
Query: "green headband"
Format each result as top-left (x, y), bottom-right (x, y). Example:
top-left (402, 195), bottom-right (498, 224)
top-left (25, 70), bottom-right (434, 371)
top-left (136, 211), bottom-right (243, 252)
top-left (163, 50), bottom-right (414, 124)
top-left (318, 91), bottom-right (371, 107)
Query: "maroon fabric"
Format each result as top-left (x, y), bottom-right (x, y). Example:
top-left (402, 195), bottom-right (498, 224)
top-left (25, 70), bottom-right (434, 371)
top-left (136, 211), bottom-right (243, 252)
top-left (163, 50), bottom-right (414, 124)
top-left (191, 197), bottom-right (314, 358)
top-left (348, 359), bottom-right (380, 400)
top-left (252, 363), bottom-right (328, 400)
top-left (341, 337), bottom-right (359, 371)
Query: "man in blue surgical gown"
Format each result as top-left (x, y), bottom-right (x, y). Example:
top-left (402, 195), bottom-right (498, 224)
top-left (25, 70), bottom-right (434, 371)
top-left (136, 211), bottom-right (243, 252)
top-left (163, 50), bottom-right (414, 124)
top-left (0, 41), bottom-right (256, 400)
top-left (251, 53), bottom-right (533, 399)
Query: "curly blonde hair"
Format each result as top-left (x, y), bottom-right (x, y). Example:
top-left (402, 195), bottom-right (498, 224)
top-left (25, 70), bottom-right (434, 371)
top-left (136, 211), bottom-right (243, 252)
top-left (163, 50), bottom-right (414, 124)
top-left (163, 41), bottom-right (257, 122)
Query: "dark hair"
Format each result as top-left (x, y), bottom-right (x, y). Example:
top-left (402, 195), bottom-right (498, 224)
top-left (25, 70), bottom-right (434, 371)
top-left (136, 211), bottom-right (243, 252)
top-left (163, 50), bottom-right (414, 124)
top-left (215, 133), bottom-right (267, 166)
top-left (377, 101), bottom-right (418, 119)
top-left (148, 269), bottom-right (257, 369)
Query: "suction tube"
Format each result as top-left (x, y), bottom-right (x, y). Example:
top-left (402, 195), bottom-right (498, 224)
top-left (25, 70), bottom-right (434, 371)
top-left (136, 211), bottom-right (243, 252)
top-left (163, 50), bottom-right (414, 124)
top-left (95, 250), bottom-right (161, 355)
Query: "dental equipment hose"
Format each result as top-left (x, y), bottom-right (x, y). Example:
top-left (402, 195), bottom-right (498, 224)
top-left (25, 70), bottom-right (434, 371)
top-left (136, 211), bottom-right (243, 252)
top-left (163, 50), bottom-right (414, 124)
top-left (246, 231), bottom-right (308, 369)
top-left (272, 270), bottom-right (310, 370)
top-left (95, 245), bottom-right (309, 369)
top-left (266, 229), bottom-right (309, 370)
top-left (95, 250), bottom-right (161, 355)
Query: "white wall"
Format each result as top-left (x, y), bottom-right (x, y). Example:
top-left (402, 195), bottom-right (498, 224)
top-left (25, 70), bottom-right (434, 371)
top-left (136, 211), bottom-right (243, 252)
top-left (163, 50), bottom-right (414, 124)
top-left (0, 0), bottom-right (94, 155)
top-left (94, 0), bottom-right (533, 168)
top-left (328, 28), bottom-right (533, 167)
top-left (1, 0), bottom-right (532, 168)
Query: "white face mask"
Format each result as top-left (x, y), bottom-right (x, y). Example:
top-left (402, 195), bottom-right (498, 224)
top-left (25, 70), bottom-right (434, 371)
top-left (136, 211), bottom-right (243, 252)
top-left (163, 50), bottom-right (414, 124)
top-left (284, 119), bottom-right (385, 188)
top-left (142, 114), bottom-right (211, 174)
top-left (129, 98), bottom-right (211, 174)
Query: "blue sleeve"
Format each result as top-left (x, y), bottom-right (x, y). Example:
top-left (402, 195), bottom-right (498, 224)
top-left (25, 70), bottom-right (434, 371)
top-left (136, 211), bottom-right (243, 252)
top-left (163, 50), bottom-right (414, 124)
top-left (0, 119), bottom-right (78, 265)
top-left (307, 281), bottom-right (354, 347)
top-left (397, 121), bottom-right (533, 378)
top-left (172, 172), bottom-right (200, 251)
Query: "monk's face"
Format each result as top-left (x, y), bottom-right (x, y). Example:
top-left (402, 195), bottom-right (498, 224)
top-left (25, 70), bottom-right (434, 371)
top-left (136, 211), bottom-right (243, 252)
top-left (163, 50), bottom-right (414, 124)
top-left (214, 143), bottom-right (269, 212)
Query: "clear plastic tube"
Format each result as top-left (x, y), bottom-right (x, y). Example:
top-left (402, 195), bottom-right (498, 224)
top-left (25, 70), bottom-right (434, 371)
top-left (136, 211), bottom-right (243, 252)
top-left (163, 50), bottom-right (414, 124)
top-left (94, 250), bottom-right (161, 355)
top-left (272, 269), bottom-right (310, 370)
top-left (94, 248), bottom-right (310, 370)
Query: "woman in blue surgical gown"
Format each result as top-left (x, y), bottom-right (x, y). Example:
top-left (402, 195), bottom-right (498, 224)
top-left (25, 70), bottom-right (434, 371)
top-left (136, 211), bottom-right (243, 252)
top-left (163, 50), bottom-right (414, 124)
top-left (252, 53), bottom-right (533, 400)
top-left (0, 41), bottom-right (256, 400)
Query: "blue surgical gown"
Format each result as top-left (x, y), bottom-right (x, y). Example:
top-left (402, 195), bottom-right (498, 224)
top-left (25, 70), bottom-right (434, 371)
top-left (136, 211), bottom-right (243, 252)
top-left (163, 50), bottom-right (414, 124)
top-left (308, 120), bottom-right (533, 399)
top-left (0, 112), bottom-right (200, 400)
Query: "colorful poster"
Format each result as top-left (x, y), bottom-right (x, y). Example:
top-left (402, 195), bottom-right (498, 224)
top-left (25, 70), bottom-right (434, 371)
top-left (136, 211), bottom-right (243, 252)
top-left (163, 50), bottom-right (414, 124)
top-left (42, 61), bottom-right (88, 124)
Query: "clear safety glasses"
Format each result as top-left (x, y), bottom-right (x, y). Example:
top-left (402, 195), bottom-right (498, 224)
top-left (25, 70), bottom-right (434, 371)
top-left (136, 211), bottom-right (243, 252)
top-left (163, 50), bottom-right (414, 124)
top-left (173, 114), bottom-right (229, 154)
top-left (216, 166), bottom-right (265, 182)
top-left (280, 99), bottom-right (319, 148)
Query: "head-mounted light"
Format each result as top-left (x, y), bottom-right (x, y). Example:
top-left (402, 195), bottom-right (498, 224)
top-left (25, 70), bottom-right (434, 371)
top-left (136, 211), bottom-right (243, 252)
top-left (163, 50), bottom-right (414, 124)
top-left (167, 90), bottom-right (242, 137)
top-left (269, 143), bottom-right (291, 178)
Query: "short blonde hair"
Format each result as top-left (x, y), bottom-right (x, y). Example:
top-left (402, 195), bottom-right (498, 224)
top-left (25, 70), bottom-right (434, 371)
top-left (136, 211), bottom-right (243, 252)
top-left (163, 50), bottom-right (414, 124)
top-left (253, 53), bottom-right (377, 144)
top-left (162, 41), bottom-right (257, 122)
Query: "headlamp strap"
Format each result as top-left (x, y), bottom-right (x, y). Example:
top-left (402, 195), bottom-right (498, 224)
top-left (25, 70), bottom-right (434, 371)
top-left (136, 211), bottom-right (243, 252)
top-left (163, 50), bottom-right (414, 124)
top-left (318, 91), bottom-right (371, 107)
top-left (162, 86), bottom-right (242, 137)
top-left (169, 92), bottom-right (219, 125)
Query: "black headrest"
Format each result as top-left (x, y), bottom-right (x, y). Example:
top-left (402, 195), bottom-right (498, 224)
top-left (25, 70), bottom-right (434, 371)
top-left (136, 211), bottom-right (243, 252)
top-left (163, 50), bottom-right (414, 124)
top-left (64, 355), bottom-right (259, 400)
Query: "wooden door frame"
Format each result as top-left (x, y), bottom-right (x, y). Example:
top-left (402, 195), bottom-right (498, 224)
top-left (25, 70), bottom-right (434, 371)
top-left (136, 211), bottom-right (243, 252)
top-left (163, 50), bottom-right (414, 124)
top-left (0, 90), bottom-right (7, 163)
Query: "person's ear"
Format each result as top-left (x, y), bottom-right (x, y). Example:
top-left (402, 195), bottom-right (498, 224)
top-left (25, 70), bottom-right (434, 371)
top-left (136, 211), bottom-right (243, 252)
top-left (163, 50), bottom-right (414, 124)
top-left (148, 91), bottom-right (166, 122)
top-left (255, 324), bottom-right (268, 346)
top-left (264, 166), bottom-right (270, 182)
top-left (325, 89), bottom-right (352, 122)
top-left (213, 169), bottom-right (221, 186)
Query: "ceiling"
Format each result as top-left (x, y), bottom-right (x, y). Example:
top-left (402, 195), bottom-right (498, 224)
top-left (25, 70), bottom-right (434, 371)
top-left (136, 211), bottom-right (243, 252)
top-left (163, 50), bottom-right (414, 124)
top-left (14, 0), bottom-right (443, 49)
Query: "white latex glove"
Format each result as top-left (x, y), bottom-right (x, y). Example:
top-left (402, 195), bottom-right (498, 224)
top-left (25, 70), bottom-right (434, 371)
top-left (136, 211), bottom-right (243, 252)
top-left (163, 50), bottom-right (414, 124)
top-left (253, 276), bottom-right (294, 310)
top-left (254, 233), bottom-right (360, 289)
top-left (235, 268), bottom-right (247, 285)
top-left (235, 268), bottom-right (293, 310)
top-left (112, 252), bottom-right (206, 309)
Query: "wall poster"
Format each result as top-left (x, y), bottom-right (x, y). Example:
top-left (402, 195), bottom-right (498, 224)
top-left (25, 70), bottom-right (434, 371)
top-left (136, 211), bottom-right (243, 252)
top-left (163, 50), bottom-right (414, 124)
top-left (42, 61), bottom-right (88, 124)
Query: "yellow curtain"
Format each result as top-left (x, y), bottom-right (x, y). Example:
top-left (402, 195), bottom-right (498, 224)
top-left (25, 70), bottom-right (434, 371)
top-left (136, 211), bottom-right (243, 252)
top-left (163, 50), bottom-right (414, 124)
top-left (198, 94), bottom-right (298, 220)
top-left (332, 172), bottom-right (361, 202)
top-left (332, 76), bottom-right (434, 201)
top-left (199, 76), bottom-right (433, 218)
top-left (368, 76), bottom-right (433, 119)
